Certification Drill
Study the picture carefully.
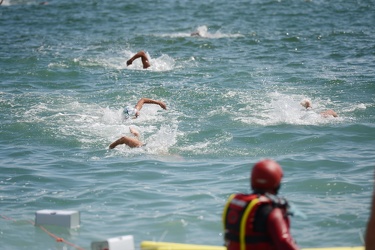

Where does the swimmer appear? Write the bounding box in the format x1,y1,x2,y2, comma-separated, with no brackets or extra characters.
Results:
300,99,338,118
190,26,208,37
109,127,143,149
126,51,150,69
124,98,167,119
300,99,312,109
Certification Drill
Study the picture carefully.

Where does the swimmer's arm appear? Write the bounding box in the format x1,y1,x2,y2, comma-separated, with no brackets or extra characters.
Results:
129,127,140,138
109,136,142,149
127,51,150,69
320,109,338,118
135,98,167,111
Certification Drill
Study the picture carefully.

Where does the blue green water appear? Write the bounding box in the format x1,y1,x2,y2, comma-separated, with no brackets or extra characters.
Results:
1,0,375,249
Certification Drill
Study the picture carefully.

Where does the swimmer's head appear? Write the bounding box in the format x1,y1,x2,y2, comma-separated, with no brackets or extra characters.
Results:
124,106,139,118
300,99,312,109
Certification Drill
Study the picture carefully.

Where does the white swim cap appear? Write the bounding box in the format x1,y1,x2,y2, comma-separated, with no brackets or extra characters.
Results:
124,106,138,118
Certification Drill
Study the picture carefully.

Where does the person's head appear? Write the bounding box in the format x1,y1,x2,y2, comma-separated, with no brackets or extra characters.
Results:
300,99,312,109
251,159,283,195
124,106,139,119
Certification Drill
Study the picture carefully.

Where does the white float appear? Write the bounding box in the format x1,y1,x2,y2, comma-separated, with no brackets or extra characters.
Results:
35,209,80,228
91,235,134,250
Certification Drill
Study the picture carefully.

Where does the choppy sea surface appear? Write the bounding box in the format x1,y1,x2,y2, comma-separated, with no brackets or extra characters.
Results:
1,0,375,249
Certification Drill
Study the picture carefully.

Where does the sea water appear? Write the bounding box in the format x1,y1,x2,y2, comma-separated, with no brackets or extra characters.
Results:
1,0,375,249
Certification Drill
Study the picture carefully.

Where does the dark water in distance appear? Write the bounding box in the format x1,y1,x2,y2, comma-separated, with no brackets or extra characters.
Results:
1,0,375,249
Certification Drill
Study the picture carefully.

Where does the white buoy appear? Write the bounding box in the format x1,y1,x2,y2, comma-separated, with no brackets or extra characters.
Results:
91,235,135,250
35,210,80,228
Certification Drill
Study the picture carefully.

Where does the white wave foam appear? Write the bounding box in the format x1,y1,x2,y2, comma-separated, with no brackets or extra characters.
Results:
157,25,244,39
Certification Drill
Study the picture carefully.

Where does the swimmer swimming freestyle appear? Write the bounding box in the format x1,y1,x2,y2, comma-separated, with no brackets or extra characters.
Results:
124,98,167,119
126,51,151,69
300,99,338,118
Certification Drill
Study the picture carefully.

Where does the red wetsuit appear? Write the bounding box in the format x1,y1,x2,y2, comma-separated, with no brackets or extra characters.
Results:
223,193,299,250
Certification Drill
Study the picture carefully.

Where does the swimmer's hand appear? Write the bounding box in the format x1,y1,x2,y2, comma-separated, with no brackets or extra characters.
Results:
159,102,167,110
129,127,140,138
126,59,133,66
